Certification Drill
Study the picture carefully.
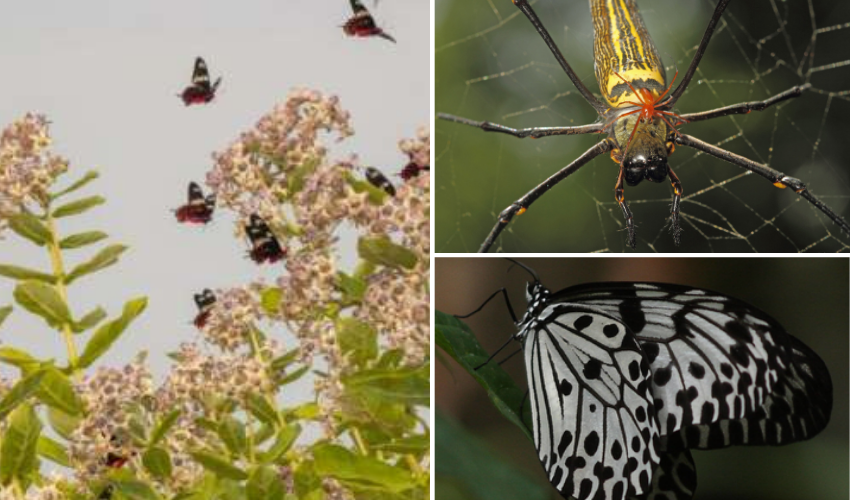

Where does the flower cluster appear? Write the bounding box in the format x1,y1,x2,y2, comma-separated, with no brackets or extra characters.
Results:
0,114,68,233
200,285,262,351
68,358,153,483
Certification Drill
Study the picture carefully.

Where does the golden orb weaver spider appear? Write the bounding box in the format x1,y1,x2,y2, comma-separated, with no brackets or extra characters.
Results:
438,0,850,252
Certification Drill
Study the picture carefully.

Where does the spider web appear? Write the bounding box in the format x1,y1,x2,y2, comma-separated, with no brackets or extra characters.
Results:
436,0,850,252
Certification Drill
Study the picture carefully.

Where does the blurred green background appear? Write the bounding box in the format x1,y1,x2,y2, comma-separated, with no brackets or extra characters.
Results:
435,0,850,252
435,258,848,500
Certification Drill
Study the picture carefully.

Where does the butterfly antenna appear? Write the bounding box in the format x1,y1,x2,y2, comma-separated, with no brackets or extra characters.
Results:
496,347,523,366
454,287,518,323
505,258,540,283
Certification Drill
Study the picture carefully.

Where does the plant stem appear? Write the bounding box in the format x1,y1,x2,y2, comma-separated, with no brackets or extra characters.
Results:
45,210,79,369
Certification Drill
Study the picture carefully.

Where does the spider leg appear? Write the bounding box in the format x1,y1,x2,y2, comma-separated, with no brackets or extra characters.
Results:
479,140,612,253
513,0,608,115
676,84,810,124
614,162,637,249
438,113,604,138
676,133,850,235
666,0,732,107
667,166,684,245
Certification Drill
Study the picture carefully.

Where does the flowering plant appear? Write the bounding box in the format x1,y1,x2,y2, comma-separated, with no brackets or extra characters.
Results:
0,90,430,499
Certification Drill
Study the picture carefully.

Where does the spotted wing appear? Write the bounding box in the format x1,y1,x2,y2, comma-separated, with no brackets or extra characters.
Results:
556,282,832,451
191,57,211,89
524,305,660,500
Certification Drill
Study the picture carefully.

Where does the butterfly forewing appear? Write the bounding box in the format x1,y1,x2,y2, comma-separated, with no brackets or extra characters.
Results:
523,301,660,500
192,57,211,89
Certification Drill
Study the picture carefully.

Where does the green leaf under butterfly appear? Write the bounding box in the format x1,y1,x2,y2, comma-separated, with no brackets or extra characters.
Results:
77,297,147,368
59,230,108,250
357,236,417,270
13,280,72,329
435,310,531,441
313,443,415,494
51,170,99,199
51,195,105,218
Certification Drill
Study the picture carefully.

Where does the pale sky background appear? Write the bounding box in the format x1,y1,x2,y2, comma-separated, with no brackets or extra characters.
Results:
0,0,429,383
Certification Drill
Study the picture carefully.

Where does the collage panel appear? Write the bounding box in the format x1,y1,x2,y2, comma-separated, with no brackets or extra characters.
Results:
436,0,850,253
435,257,848,499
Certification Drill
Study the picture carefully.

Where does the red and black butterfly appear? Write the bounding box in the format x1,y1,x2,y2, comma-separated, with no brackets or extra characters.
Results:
343,0,395,43
193,288,216,329
175,182,216,224
179,57,222,106
399,161,429,181
246,214,286,264
365,167,396,196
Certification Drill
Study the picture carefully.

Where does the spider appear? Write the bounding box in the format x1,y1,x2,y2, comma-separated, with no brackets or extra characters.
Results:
438,0,850,252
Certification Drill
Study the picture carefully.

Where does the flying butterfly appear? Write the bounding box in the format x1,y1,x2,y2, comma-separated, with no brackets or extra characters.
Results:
365,166,396,196
343,0,395,43
456,260,832,500
193,288,216,329
179,57,222,106
175,181,216,224
245,214,286,264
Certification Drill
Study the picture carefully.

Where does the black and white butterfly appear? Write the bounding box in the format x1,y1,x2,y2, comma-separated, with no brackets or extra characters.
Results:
174,181,215,224
343,0,396,43
193,288,216,329
365,167,396,196
462,260,832,500
245,214,286,264
179,57,221,106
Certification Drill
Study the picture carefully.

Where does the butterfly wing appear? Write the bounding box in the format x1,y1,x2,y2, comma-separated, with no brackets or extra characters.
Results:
187,181,204,203
556,283,832,450
524,305,660,500
192,57,211,90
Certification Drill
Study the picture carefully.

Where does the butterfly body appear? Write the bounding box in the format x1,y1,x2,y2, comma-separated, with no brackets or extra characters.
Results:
179,57,221,106
506,271,831,500
344,0,395,43
245,214,286,264
175,182,215,224
400,161,429,181
193,288,216,329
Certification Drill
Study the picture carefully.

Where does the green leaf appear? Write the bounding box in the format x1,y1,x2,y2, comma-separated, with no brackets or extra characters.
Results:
436,411,547,500
52,195,105,218
357,236,417,270
336,317,378,367
246,394,279,426
72,306,107,333
286,157,320,196
7,212,51,246
59,230,108,250
218,416,248,457
77,297,147,368
0,264,56,283
336,272,367,305
278,365,310,386
0,347,39,370
0,370,46,420
46,407,80,440
0,306,11,329
66,244,127,284
270,348,301,373
372,434,429,455
313,444,415,493
261,287,283,316
36,367,84,416
142,446,173,479
291,402,319,420
13,280,71,328
436,311,531,441
37,435,70,467
0,403,42,483
247,465,286,500
259,425,301,464
52,170,99,199
149,409,181,446
190,450,249,480
343,364,429,407
112,478,162,500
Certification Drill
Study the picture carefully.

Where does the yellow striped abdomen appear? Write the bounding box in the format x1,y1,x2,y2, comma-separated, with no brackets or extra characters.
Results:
591,0,666,108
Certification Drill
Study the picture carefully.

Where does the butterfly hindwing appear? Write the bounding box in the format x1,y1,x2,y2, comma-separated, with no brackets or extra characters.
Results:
524,305,660,500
